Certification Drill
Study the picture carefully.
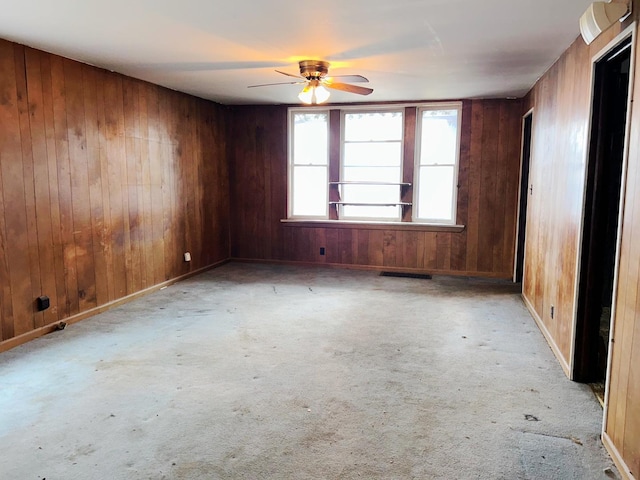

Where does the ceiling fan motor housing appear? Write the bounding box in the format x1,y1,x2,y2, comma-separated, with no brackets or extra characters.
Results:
299,60,330,79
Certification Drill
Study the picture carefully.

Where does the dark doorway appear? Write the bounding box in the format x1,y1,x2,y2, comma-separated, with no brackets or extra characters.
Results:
515,112,533,284
574,37,632,386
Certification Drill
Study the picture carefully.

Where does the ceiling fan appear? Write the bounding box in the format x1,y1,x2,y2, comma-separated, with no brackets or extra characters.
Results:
248,60,373,104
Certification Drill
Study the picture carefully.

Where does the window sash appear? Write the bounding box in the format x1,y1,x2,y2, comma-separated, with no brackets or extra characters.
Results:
340,109,404,222
413,104,462,224
288,110,329,219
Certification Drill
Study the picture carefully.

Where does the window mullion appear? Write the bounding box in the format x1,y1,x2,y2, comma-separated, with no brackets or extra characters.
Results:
403,106,417,222
329,110,341,220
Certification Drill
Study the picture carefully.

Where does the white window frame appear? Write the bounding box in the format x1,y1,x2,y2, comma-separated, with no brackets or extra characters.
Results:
339,107,405,222
413,102,463,225
287,108,330,220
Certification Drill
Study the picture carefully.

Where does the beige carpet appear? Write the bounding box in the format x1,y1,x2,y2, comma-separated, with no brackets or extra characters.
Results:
0,263,618,479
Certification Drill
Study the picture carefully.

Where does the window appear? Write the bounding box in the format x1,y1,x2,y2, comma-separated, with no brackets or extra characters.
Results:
288,103,462,225
415,106,462,223
341,110,404,220
289,112,329,218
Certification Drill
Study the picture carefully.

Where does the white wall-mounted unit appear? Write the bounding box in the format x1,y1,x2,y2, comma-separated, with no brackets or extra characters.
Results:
580,2,630,45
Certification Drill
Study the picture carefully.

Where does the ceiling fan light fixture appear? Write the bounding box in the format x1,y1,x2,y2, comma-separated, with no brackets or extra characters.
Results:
250,59,370,102
298,82,330,105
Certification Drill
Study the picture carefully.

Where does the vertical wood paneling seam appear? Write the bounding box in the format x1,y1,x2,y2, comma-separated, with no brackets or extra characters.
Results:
0,64,15,336
81,65,102,307
39,52,65,322
54,57,80,315
25,48,54,326
66,59,96,310
20,47,43,328
123,78,134,289
14,45,38,333
96,69,115,302
0,161,14,338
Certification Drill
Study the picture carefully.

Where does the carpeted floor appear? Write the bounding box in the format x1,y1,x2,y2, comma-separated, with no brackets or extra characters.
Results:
0,263,619,479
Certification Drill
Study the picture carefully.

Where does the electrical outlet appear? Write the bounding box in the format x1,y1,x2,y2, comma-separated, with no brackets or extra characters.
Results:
320,247,325,256
184,252,191,262
37,296,50,311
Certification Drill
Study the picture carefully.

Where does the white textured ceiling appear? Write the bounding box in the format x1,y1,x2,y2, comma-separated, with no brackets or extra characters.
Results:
0,0,593,105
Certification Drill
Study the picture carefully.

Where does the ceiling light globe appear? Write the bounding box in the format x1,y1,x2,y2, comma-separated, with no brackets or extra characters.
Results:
298,86,314,104
314,85,330,104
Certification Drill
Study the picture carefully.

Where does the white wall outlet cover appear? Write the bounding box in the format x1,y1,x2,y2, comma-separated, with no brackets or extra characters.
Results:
184,252,191,262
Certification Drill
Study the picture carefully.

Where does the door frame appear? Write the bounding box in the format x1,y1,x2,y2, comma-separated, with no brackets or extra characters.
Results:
600,23,636,435
569,22,635,408
513,108,534,283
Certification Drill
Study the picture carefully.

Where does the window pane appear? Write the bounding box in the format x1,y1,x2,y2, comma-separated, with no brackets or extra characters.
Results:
420,109,458,166
343,205,399,219
292,166,327,216
344,142,402,167
343,166,401,183
345,112,403,141
417,166,455,221
342,184,398,203
293,113,328,165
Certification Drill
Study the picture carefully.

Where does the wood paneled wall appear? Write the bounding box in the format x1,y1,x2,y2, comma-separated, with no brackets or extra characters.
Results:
523,8,640,477
605,6,640,477
0,39,230,347
522,36,592,372
228,100,523,278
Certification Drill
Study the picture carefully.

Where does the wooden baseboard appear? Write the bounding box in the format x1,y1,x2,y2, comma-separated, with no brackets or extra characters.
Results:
522,293,572,378
231,257,514,280
0,259,229,354
603,431,636,480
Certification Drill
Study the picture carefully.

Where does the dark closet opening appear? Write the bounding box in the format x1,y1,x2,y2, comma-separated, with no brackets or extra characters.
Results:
574,37,631,389
515,112,532,285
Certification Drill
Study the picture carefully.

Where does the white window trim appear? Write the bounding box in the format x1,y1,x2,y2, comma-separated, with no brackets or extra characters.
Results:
413,102,463,225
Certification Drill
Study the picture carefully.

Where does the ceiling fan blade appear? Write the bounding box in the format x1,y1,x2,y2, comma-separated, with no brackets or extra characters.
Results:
275,70,302,79
324,82,374,95
247,81,305,88
326,74,369,83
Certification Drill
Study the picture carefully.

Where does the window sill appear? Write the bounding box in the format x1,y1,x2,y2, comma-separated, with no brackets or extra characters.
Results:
280,219,465,232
